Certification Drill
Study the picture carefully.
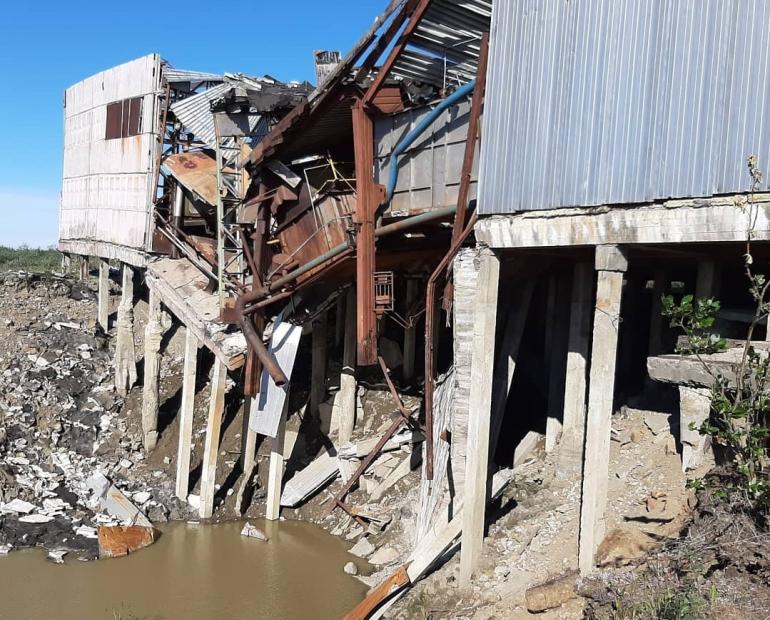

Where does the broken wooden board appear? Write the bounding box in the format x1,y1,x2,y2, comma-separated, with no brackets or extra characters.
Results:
250,317,303,438
280,450,339,507
98,525,155,558
338,430,423,460
146,258,246,370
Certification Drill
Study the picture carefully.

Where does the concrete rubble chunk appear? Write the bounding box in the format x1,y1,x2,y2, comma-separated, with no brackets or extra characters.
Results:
525,571,579,613
348,537,375,558
0,499,36,514
86,471,152,528
368,546,399,565
19,514,55,523
240,522,269,541
47,549,68,564
344,561,358,575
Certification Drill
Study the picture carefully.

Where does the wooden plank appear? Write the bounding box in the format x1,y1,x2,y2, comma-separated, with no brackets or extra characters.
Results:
266,400,288,520
460,248,500,586
280,450,339,508
250,317,302,438
175,328,198,500
403,279,418,382
578,245,627,574
336,288,358,445
98,259,110,331
199,358,227,519
235,396,260,514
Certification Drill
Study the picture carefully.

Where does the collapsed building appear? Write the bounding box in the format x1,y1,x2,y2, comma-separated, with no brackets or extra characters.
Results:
58,0,770,616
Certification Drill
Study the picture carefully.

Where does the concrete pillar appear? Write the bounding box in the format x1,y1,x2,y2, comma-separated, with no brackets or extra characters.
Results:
311,311,328,421
79,256,89,282
578,245,628,574
545,273,570,453
114,264,137,396
200,358,228,519
335,288,357,445
175,328,198,500
559,262,593,470
679,386,713,473
459,248,500,586
266,399,289,521
235,395,260,514
141,287,165,452
695,260,719,299
403,278,419,383
648,269,667,356
97,259,110,331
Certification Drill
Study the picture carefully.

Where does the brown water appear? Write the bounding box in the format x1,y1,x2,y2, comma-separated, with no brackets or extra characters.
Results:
0,520,368,620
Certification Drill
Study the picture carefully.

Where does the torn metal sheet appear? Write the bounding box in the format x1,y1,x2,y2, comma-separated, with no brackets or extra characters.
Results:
162,152,219,206
250,316,303,438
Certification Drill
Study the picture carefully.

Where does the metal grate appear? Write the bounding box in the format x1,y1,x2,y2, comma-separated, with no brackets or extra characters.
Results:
374,271,394,315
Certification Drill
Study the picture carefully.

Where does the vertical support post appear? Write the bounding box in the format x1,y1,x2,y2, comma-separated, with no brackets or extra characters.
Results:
337,288,358,445
459,248,500,586
695,260,718,299
578,245,628,574
403,278,418,383
311,311,328,420
648,269,667,356
114,264,137,396
235,395,260,514
334,294,345,348
545,273,570,452
266,399,289,521
141,287,164,452
79,255,89,282
175,328,198,500
352,100,378,366
200,358,228,519
97,259,110,331
559,262,593,470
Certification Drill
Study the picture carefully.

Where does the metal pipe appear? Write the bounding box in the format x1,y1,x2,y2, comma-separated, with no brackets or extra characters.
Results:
385,80,476,204
423,210,478,480
237,205,458,384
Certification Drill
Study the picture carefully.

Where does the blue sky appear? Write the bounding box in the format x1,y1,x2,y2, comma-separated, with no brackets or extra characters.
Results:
0,0,386,247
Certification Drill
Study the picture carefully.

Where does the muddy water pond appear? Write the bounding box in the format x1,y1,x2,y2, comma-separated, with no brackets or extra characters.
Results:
0,520,368,620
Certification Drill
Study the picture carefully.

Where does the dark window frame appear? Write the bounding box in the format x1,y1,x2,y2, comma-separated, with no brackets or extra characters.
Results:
104,96,143,140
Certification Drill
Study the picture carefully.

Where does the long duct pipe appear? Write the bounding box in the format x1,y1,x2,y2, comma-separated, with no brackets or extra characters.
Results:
384,79,476,204
237,204,458,386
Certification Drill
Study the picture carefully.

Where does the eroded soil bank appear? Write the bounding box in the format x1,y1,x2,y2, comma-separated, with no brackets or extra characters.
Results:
0,519,368,620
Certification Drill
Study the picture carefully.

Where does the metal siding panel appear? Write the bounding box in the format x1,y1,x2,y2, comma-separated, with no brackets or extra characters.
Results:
478,0,770,214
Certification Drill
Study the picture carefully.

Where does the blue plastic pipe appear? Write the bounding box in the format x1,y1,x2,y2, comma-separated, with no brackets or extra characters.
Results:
385,79,477,204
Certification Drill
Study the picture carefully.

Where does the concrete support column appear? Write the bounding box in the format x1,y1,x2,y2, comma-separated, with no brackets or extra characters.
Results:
141,287,166,452
648,269,668,356
578,244,628,574
114,264,137,396
79,256,89,282
311,311,328,422
545,273,570,452
679,386,713,473
200,358,228,519
559,262,593,470
336,288,357,445
175,328,198,500
266,399,289,521
97,259,110,331
459,247,500,586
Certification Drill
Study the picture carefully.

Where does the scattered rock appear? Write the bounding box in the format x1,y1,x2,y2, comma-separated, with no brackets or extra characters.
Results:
368,546,399,565
344,561,358,575
240,522,269,541
348,537,375,558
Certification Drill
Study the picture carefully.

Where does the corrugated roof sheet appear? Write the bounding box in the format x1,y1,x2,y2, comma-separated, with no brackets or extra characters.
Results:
162,66,224,84
392,0,492,87
478,0,770,215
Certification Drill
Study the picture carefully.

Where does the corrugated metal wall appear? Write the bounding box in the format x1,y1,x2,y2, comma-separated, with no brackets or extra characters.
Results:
60,54,161,250
478,0,770,214
375,100,478,214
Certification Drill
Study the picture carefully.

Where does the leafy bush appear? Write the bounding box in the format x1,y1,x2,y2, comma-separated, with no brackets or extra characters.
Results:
0,245,69,273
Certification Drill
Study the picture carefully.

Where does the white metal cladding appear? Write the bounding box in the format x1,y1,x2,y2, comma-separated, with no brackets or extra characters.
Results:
60,54,162,250
478,0,770,215
374,99,478,214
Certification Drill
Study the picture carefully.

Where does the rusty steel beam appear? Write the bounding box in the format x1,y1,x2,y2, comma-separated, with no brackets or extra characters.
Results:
362,0,434,107
355,0,415,81
442,32,490,313
352,100,379,366
423,211,478,480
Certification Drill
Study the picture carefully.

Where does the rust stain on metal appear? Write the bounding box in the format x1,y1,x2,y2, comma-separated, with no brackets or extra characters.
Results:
98,525,156,558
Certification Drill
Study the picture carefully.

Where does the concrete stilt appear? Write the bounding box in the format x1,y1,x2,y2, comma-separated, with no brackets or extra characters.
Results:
459,248,500,587
545,274,570,452
311,311,328,419
175,328,198,500
695,260,719,299
559,262,593,469
578,245,628,574
97,259,110,331
235,395,260,514
336,288,357,445
141,287,165,452
114,265,137,396
200,358,227,519
266,399,289,521
403,278,419,383
648,269,668,356
79,255,89,282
